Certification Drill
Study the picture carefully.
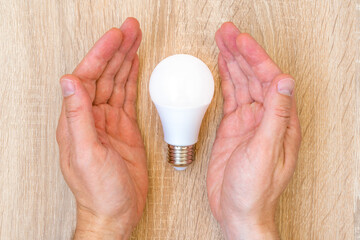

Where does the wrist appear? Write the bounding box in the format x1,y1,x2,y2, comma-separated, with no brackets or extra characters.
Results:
74,205,133,240
221,215,279,240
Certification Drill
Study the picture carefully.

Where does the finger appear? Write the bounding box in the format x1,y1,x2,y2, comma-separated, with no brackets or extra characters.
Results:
123,54,140,119
56,104,69,147
286,96,302,149
93,40,126,105
92,106,106,132
108,18,142,108
73,28,123,101
229,36,264,103
60,74,99,151
56,103,70,171
218,53,237,115
236,33,282,95
283,95,301,173
215,22,253,105
273,95,301,186
251,74,295,153
215,22,240,61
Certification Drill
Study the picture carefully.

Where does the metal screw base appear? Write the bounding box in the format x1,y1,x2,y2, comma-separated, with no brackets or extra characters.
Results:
168,144,195,168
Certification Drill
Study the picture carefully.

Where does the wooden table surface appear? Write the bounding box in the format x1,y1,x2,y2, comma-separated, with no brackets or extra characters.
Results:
0,0,359,239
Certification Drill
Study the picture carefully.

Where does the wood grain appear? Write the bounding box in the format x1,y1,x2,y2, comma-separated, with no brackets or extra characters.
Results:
0,0,358,239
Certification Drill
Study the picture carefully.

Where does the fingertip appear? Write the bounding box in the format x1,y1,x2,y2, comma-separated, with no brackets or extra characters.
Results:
119,18,142,52
215,29,236,61
277,78,295,97
60,74,82,89
264,74,294,104
121,17,141,32
216,22,239,45
126,17,140,26
60,74,92,104
102,27,123,52
107,27,123,38
218,22,241,54
236,33,255,48
60,74,79,98
220,22,240,35
271,74,295,93
236,32,253,42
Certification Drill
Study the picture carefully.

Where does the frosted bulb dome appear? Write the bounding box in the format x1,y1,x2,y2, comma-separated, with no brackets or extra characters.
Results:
149,54,214,108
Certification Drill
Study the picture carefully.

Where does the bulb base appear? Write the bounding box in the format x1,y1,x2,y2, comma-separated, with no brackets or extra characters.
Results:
168,144,195,168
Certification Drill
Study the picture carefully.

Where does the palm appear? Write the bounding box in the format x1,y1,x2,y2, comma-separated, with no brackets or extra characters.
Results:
93,105,144,158
90,103,147,219
207,23,285,222
208,90,266,222
57,18,147,225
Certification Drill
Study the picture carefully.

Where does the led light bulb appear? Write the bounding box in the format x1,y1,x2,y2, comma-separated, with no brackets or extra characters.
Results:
149,54,214,170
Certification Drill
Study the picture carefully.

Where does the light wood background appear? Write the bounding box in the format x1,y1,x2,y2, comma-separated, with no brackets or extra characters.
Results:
0,0,358,239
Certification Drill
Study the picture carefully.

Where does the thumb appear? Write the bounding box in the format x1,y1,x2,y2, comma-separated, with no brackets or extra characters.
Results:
60,74,98,148
254,74,295,147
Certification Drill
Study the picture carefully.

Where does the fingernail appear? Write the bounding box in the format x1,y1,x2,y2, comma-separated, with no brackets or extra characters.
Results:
277,78,295,96
60,79,75,97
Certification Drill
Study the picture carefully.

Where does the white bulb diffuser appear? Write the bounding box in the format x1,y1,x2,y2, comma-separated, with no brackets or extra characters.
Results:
149,54,214,170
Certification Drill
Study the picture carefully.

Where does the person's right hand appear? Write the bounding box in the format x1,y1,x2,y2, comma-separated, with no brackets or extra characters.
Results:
207,23,301,239
56,18,147,239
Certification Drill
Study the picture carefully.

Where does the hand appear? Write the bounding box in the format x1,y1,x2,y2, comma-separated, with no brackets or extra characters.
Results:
56,18,147,239
207,23,301,239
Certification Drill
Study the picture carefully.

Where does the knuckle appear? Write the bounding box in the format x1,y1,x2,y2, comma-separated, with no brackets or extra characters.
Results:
273,104,291,119
65,105,84,120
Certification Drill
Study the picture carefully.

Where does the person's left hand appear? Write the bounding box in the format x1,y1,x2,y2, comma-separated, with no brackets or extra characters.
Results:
56,18,147,239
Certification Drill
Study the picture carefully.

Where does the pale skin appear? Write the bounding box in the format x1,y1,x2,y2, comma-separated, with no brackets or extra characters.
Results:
207,22,301,239
56,19,301,239
56,18,147,239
